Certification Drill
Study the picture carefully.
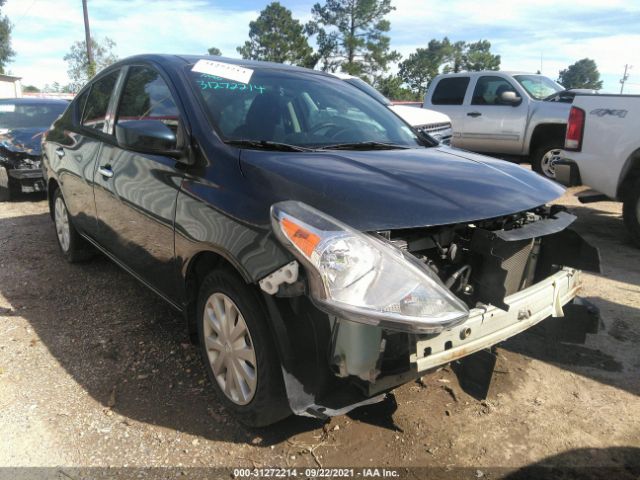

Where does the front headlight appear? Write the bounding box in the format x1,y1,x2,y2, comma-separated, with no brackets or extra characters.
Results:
271,201,469,333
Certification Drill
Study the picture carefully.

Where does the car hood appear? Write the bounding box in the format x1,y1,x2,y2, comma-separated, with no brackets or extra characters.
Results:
239,146,564,231
389,104,451,126
0,127,44,156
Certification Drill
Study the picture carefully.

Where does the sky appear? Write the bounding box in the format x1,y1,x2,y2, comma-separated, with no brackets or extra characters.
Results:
4,0,640,94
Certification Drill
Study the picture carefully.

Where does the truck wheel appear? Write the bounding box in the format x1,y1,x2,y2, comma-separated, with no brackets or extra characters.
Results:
0,166,11,201
623,177,640,248
532,143,564,179
52,188,94,262
197,268,291,427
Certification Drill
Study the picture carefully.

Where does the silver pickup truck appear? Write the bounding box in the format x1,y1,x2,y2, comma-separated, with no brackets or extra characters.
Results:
424,71,573,179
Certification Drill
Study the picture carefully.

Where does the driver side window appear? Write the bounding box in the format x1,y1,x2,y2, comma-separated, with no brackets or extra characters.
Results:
472,76,517,106
116,66,180,132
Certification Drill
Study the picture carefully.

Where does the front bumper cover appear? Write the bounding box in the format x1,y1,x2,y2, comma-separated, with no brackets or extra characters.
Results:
413,267,581,372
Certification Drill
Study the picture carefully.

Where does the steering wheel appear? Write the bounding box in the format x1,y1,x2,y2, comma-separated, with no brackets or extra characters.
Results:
308,122,342,136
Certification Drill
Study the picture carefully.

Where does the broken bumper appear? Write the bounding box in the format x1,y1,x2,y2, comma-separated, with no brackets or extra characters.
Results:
413,267,581,372
8,168,45,192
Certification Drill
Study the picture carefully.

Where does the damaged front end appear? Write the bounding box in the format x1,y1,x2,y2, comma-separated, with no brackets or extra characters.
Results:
260,201,600,419
0,131,46,195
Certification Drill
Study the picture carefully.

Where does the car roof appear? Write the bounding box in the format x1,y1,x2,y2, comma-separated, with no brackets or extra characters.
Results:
0,97,69,105
434,70,536,78
107,53,338,80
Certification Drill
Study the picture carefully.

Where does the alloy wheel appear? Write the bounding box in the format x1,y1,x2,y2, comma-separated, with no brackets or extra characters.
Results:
54,196,71,252
203,292,257,405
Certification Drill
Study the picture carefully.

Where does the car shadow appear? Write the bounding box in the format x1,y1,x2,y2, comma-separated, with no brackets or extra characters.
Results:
503,446,640,480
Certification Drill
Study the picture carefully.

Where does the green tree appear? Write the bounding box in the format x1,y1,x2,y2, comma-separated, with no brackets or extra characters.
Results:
461,40,500,72
400,38,501,96
398,39,450,96
22,85,40,93
237,2,314,67
558,58,603,90
63,37,118,92
0,0,14,74
207,47,222,56
309,0,401,81
375,75,418,101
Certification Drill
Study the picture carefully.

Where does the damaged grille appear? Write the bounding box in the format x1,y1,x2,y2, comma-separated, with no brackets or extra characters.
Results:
380,208,576,311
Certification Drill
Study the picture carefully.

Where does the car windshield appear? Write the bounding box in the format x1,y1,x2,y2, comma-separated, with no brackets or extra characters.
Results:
0,102,67,130
189,66,422,149
513,75,564,100
344,77,392,106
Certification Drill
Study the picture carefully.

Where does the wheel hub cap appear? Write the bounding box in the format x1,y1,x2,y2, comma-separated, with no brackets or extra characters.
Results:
541,148,563,178
54,197,71,252
203,292,257,405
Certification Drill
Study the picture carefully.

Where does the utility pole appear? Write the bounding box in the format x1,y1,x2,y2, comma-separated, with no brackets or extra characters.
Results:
620,64,631,94
82,0,95,78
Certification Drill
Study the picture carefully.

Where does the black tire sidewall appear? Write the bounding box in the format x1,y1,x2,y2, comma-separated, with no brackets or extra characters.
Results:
623,178,640,247
52,188,92,262
196,268,290,427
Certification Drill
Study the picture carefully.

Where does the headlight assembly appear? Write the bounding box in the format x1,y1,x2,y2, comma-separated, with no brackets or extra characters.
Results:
271,201,469,333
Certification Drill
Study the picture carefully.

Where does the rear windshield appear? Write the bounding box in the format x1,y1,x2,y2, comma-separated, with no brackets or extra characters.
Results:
0,102,67,130
189,66,422,149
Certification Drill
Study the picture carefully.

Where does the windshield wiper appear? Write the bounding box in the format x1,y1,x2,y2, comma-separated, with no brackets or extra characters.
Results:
225,139,313,152
316,141,411,151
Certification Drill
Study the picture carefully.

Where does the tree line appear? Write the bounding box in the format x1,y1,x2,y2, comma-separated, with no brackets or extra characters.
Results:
0,0,605,97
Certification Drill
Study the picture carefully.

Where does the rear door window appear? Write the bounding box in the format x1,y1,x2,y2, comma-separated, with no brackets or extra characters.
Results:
432,77,470,105
116,66,180,132
82,70,120,133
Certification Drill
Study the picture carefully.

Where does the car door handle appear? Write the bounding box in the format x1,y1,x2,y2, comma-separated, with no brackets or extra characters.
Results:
55,147,65,158
467,112,482,118
98,166,114,179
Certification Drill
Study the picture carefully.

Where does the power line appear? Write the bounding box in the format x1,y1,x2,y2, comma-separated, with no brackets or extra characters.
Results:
620,64,632,94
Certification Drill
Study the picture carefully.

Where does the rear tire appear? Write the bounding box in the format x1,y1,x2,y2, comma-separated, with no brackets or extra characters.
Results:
623,177,640,248
52,188,94,262
532,142,564,179
197,268,291,427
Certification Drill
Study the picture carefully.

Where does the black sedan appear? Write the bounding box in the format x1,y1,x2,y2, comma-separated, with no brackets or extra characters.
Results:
42,55,597,426
0,97,68,200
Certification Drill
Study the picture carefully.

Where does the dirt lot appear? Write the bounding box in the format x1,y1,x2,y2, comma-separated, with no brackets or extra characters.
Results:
0,181,639,476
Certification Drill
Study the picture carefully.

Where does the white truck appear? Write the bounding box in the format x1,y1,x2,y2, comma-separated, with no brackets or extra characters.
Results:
556,95,640,247
332,73,453,145
424,71,573,179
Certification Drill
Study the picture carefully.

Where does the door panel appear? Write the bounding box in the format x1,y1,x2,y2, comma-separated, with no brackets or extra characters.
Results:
93,145,184,298
92,65,185,300
461,75,528,154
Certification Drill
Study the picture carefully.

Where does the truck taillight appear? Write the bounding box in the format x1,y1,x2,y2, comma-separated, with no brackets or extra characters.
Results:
565,107,585,151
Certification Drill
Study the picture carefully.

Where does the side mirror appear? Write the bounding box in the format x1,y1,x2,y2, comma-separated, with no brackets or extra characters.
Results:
500,91,522,106
115,120,181,157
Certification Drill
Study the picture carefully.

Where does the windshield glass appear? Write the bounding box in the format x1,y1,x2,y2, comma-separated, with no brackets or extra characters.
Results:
513,75,564,100
344,77,392,106
0,102,67,130
190,66,422,149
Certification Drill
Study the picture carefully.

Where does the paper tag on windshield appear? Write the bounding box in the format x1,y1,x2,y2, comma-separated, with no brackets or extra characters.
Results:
192,60,254,84
0,104,16,112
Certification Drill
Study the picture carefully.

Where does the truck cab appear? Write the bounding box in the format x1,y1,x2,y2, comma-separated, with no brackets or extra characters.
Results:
424,71,571,178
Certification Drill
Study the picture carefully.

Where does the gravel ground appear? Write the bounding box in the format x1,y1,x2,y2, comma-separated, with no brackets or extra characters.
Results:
0,180,639,475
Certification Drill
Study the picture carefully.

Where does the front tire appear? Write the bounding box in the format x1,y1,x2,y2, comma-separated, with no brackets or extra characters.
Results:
52,188,93,262
623,177,640,247
532,142,564,179
197,268,290,427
